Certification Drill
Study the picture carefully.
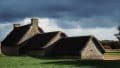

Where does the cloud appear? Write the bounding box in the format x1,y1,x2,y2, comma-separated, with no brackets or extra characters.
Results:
55,15,119,28
0,18,118,41
0,0,119,41
0,18,63,41
0,0,119,28
38,18,63,32
66,27,118,40
0,23,12,41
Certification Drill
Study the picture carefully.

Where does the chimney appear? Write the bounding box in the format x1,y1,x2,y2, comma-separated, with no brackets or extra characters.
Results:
31,18,39,26
13,24,21,28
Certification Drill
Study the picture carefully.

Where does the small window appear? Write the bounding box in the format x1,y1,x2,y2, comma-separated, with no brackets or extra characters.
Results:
90,49,93,51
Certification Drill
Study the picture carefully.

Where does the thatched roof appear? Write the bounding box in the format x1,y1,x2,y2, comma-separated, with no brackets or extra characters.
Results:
0,41,1,54
2,24,44,46
51,36,105,55
21,31,67,50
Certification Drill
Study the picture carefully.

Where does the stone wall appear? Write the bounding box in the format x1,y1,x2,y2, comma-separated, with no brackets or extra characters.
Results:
81,40,104,60
1,46,19,55
27,50,45,57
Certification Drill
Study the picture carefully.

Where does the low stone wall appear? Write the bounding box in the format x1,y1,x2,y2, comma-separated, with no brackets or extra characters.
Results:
81,55,104,60
27,50,45,57
1,46,19,55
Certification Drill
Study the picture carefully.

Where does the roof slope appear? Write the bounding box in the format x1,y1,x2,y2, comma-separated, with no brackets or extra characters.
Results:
2,24,44,46
51,36,105,55
21,31,67,50
56,36,90,50
92,37,105,53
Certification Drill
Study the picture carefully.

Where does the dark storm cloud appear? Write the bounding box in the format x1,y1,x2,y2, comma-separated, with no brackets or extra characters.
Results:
0,0,120,27
0,0,73,22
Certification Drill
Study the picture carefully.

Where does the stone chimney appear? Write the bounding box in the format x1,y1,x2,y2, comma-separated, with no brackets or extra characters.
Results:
31,18,39,26
13,24,21,28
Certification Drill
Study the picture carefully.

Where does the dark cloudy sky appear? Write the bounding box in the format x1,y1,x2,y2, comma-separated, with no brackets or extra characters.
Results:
0,0,120,41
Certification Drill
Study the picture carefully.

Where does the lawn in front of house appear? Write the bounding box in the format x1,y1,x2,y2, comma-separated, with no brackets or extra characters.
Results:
104,52,120,56
0,54,120,68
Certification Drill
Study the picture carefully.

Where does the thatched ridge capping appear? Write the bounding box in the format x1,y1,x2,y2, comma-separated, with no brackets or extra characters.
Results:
13,24,21,28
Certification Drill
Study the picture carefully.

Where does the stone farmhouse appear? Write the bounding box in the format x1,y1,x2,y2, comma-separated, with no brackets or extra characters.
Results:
1,18,105,60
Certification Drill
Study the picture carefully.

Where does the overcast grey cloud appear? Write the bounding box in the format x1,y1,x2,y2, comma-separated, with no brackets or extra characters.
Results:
0,0,120,41
0,0,120,28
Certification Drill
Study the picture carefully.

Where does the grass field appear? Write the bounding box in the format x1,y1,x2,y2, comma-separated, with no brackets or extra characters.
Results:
104,52,120,56
0,54,120,68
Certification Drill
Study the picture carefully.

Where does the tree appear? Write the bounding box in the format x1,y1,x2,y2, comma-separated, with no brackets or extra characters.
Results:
115,26,120,41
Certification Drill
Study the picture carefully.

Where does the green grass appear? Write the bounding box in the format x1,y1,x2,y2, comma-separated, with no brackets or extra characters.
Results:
0,54,120,68
104,52,120,56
